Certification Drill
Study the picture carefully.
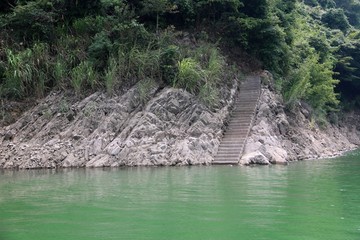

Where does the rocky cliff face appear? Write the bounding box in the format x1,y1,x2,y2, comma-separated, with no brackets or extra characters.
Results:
0,82,236,169
241,72,360,165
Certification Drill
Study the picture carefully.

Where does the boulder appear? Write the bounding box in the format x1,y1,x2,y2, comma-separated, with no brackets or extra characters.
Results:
240,151,270,165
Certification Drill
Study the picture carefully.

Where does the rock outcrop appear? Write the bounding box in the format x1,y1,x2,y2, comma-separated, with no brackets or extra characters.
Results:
241,72,360,165
1,71,359,169
0,82,235,169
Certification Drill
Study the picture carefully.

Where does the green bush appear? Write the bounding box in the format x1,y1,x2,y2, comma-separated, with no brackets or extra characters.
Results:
2,1,58,44
175,58,203,93
88,31,112,71
284,54,339,113
322,8,351,33
160,45,180,84
283,57,312,109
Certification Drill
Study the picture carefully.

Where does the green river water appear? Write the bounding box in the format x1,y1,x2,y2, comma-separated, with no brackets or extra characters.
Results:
0,151,359,240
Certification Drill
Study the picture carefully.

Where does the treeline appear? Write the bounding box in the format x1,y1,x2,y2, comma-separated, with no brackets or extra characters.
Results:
1,0,360,120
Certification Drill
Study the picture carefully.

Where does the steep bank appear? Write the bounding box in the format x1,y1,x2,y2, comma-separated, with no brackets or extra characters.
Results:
0,81,237,169
241,72,360,165
0,73,359,169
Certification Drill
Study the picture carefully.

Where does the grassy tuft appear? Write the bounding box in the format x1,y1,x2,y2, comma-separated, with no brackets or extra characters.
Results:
70,61,98,95
175,58,202,93
138,78,157,105
104,57,118,95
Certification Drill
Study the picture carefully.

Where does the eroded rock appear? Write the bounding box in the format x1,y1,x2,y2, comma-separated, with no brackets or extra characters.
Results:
0,82,234,169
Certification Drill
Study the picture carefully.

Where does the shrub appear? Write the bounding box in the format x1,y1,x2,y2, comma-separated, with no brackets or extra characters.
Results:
88,31,112,71
175,58,203,93
322,8,351,33
283,57,312,109
284,54,339,113
2,1,58,44
160,44,180,84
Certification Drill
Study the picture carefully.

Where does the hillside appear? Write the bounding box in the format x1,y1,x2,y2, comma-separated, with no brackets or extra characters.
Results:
1,1,360,124
1,0,360,168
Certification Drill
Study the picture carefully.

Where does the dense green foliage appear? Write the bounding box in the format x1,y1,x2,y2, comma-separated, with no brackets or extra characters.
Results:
1,0,360,118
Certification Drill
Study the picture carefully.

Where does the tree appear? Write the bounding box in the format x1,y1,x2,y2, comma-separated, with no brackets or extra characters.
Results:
141,0,173,33
322,8,351,33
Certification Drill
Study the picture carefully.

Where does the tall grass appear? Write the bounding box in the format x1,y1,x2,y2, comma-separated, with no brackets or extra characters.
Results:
52,58,67,90
138,78,157,105
3,43,51,98
104,57,118,95
127,45,161,81
173,45,226,107
199,83,219,108
70,61,98,95
3,49,31,98
175,58,202,93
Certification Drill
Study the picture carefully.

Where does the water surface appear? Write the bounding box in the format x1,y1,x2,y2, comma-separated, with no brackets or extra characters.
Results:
1,151,360,239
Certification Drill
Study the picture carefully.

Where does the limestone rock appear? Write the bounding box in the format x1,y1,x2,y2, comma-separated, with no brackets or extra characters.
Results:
243,74,359,165
240,151,270,165
0,83,231,169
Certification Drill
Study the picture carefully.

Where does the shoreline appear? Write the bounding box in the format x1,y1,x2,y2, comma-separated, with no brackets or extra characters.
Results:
1,73,359,169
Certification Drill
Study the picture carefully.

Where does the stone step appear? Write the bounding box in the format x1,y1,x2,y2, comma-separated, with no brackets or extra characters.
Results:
225,124,249,130
216,151,242,155
221,139,245,143
231,112,254,116
216,150,243,155
220,139,246,144
214,154,240,159
239,94,258,96
227,121,251,125
225,125,250,129
212,160,239,165
233,109,255,112
226,121,250,126
233,108,256,112
224,130,249,134
236,98,259,102
226,118,250,123
218,143,244,147
228,116,253,121
223,130,249,134
217,146,243,151
222,138,247,142
214,155,240,159
223,134,248,138
213,75,261,165
221,138,247,142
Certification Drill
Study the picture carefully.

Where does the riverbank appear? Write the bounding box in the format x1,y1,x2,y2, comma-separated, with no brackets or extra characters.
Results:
0,79,236,168
241,72,360,165
0,72,359,169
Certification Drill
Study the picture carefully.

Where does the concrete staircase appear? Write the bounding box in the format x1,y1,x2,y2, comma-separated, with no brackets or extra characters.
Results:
213,75,261,165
